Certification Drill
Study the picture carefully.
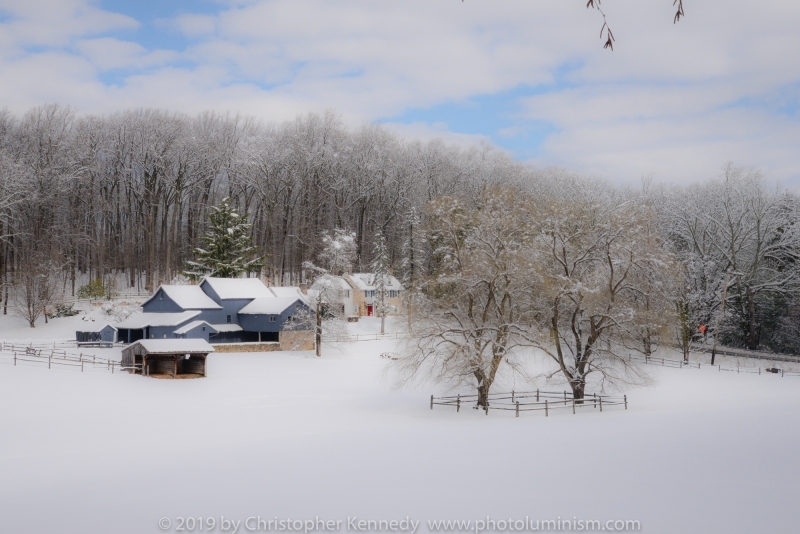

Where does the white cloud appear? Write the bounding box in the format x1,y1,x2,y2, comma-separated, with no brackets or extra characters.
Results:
0,0,797,186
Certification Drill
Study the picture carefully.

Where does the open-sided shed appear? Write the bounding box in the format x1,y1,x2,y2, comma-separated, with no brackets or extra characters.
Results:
121,339,214,379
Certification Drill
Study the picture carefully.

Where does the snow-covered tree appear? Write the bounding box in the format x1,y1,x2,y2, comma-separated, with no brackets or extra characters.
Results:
526,180,669,400
370,229,392,335
318,228,357,276
397,189,534,408
400,206,426,330
184,197,263,279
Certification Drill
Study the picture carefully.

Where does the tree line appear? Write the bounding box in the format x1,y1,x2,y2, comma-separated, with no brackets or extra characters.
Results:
0,105,797,361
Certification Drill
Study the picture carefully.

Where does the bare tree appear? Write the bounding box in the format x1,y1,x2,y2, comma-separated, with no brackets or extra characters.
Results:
397,188,534,408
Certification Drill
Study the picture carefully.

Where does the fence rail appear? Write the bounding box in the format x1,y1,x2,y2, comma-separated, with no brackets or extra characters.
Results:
0,344,121,374
431,389,627,417
626,352,800,377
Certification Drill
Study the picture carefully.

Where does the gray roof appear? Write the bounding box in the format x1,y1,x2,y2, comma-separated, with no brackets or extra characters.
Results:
142,285,222,310
115,311,201,329
238,297,304,315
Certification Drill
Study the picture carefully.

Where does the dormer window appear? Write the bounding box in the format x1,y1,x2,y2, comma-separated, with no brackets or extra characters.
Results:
227,315,232,323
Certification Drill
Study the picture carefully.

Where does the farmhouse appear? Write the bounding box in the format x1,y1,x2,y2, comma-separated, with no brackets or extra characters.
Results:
121,339,214,378
106,277,314,349
346,273,403,317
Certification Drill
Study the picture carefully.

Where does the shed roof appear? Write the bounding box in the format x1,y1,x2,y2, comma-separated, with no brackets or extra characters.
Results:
201,277,274,299
173,320,218,335
76,322,117,333
209,323,243,332
132,339,215,354
142,285,222,310
116,311,201,329
238,297,304,315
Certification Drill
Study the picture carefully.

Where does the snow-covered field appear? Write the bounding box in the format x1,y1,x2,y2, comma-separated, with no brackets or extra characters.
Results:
2,310,800,534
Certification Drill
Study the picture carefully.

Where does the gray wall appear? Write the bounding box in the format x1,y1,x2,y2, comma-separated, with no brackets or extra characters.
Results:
142,288,185,313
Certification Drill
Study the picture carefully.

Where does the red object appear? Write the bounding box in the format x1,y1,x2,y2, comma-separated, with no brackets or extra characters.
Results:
699,324,707,334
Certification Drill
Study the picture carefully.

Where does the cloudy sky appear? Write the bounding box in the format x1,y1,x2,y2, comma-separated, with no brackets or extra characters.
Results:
0,0,798,187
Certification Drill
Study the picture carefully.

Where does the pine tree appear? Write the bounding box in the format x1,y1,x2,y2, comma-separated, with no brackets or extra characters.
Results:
370,229,392,334
184,197,263,279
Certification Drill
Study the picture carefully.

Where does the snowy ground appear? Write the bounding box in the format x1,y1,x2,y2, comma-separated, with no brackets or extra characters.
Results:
2,312,800,534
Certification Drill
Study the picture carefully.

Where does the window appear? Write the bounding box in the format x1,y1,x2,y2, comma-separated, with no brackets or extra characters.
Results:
365,290,375,298
344,289,350,298
202,327,206,332
388,290,399,298
227,315,232,323
287,316,295,322
270,316,276,322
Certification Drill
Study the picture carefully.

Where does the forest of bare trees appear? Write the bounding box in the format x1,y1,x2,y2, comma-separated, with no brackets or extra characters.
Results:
0,105,797,358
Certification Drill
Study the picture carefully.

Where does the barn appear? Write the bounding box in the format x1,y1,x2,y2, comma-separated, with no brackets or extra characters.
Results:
121,339,215,379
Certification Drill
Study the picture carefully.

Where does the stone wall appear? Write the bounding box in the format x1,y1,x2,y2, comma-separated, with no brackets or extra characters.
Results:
279,330,315,351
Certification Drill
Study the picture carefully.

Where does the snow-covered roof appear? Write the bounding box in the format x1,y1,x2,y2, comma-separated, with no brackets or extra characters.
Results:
201,277,274,300
116,311,201,329
346,273,404,291
76,322,117,333
310,275,351,291
268,286,305,299
209,323,243,332
133,339,215,354
238,297,304,315
174,321,218,335
142,285,222,310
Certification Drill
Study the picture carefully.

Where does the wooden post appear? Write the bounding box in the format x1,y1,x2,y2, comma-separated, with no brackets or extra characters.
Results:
516,401,519,418
572,398,575,414
593,393,597,409
545,400,548,417
173,356,177,378
14,352,16,366
112,361,114,374
511,390,515,403
599,396,603,412
430,395,434,410
485,404,488,415
456,395,460,412
536,389,539,402
563,391,567,405
624,395,628,410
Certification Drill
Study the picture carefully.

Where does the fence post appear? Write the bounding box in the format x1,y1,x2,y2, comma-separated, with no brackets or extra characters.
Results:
572,398,575,415
430,395,434,410
485,403,488,415
512,390,515,403
516,401,519,418
14,352,16,366
782,369,784,377
758,368,761,375
112,361,114,374
457,395,461,413
545,400,548,417
599,396,603,412
536,389,539,402
624,395,628,410
563,391,567,405
593,393,597,409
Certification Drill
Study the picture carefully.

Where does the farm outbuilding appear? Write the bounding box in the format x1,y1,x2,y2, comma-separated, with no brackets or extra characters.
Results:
75,324,117,346
121,339,215,379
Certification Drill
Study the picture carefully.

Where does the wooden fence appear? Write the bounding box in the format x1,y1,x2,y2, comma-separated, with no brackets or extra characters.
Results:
431,389,627,417
0,344,124,374
626,353,800,377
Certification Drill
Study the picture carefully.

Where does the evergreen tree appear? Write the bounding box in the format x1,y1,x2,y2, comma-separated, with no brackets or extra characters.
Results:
185,198,263,279
400,207,426,330
370,229,392,334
